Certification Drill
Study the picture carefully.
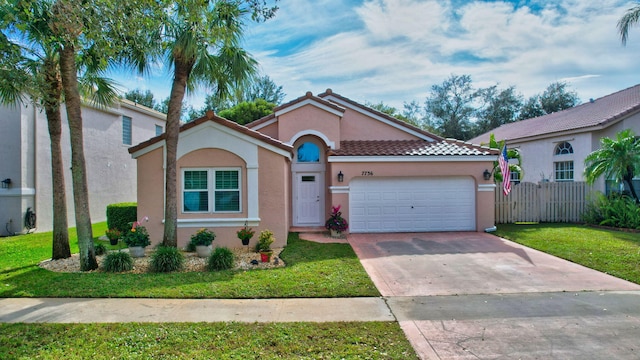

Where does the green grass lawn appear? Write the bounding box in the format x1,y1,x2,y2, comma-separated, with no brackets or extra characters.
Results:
0,322,417,359
495,223,640,284
0,223,379,298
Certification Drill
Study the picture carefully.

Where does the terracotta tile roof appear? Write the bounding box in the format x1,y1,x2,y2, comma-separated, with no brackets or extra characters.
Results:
128,111,292,155
470,84,640,144
330,139,497,157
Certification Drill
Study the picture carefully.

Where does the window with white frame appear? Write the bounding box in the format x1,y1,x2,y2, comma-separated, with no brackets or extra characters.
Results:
155,125,163,136
510,170,521,184
122,116,132,145
183,168,241,213
554,141,573,155
554,161,574,182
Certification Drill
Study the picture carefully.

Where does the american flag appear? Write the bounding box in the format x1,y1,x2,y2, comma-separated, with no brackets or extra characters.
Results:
499,145,511,196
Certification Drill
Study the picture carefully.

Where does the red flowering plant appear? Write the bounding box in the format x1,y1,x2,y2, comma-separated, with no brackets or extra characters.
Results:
325,205,349,233
237,222,255,242
122,216,150,247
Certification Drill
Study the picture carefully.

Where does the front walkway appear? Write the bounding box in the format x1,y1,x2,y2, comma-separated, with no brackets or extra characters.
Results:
0,297,393,323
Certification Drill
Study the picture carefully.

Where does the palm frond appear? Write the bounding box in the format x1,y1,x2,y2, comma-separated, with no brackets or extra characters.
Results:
618,4,640,45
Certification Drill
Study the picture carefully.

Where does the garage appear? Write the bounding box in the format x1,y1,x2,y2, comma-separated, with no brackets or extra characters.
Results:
349,177,476,233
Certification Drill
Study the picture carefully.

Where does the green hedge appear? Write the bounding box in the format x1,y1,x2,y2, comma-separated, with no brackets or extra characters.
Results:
106,202,137,232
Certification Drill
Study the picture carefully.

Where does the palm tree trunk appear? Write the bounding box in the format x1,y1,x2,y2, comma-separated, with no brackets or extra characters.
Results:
625,168,640,203
162,61,192,247
43,58,70,260
59,43,97,271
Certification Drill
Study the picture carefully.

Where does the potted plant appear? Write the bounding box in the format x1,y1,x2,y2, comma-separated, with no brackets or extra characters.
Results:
122,217,150,257
105,228,121,246
256,229,275,262
190,228,215,258
236,222,255,246
325,205,348,237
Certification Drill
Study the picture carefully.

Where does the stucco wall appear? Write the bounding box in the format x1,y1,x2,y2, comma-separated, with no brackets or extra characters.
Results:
34,102,165,232
277,105,341,146
340,107,418,141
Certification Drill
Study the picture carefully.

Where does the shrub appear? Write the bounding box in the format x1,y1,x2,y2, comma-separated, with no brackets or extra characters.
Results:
325,205,348,233
94,242,107,256
207,247,235,271
150,246,185,273
583,193,640,229
106,203,137,233
256,230,275,252
190,228,215,246
103,252,133,272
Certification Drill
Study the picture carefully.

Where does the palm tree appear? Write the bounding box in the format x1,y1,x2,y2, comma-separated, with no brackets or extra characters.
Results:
130,1,276,247
618,2,640,45
584,129,640,202
2,0,120,266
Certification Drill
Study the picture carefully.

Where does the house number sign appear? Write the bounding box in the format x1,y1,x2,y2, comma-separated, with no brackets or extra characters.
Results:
361,171,374,176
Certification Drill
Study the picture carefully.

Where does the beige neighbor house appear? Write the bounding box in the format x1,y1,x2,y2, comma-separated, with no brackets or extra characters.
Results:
129,90,499,249
470,84,640,194
0,98,166,236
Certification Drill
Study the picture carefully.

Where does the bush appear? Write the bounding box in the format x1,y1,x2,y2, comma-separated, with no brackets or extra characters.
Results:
583,193,640,229
94,242,107,256
207,247,235,271
150,246,185,273
106,203,137,233
103,252,133,272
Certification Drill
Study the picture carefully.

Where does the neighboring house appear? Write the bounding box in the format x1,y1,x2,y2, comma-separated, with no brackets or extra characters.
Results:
470,84,640,194
0,98,166,235
129,90,498,249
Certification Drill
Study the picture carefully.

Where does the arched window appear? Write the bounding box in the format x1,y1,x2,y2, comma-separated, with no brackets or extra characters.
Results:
554,141,573,155
297,142,320,162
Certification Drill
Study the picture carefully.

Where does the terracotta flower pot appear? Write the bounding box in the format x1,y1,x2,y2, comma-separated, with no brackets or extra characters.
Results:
260,251,272,263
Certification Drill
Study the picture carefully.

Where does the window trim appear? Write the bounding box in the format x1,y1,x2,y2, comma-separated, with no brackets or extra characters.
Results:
554,161,574,182
182,167,242,214
122,115,132,145
554,141,573,155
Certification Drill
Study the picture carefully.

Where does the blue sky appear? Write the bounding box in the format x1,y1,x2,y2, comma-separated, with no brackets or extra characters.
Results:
114,0,640,111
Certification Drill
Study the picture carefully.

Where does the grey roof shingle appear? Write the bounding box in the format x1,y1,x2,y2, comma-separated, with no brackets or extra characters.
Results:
331,140,497,157
469,84,640,144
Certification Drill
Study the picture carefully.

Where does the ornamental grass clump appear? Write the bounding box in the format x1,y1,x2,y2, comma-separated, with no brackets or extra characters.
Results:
150,246,185,273
207,247,235,271
94,242,107,256
102,252,133,272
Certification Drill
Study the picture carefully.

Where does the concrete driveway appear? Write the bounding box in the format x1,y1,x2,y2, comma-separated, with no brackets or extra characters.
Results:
349,232,640,359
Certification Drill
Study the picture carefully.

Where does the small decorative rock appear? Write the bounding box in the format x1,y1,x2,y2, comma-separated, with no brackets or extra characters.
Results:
250,259,259,266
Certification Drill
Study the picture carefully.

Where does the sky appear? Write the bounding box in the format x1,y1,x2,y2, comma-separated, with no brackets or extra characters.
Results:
114,0,640,112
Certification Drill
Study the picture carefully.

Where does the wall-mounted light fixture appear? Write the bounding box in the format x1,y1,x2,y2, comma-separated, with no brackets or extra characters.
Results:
337,171,344,183
483,169,491,181
1,178,11,189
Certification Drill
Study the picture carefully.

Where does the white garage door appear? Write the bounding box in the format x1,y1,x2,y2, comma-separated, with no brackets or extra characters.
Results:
349,177,476,233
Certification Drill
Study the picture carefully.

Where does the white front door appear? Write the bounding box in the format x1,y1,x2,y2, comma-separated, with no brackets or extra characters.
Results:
295,173,323,225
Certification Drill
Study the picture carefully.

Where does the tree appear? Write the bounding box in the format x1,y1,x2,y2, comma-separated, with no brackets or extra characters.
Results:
202,74,285,113
1,0,117,261
124,89,157,108
46,0,156,270
584,129,640,202
618,2,640,45
539,81,579,114
425,74,479,140
218,98,275,125
131,0,278,247
474,85,523,137
517,81,579,120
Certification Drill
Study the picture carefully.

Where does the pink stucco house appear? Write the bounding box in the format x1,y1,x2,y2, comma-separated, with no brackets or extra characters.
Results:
129,90,499,249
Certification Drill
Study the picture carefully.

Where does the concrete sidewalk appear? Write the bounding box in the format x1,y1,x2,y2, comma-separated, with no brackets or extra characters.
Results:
0,297,394,323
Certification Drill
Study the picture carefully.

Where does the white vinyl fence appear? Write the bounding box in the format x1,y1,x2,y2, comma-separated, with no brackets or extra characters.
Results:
495,182,594,223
